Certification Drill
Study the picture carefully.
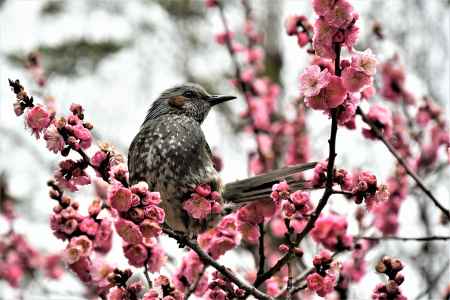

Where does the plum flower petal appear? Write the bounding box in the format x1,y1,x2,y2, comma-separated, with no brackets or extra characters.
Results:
299,65,331,97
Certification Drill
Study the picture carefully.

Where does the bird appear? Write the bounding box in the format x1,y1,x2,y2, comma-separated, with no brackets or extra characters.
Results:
128,83,315,235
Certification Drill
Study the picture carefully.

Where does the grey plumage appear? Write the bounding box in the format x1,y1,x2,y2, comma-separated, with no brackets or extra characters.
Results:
128,83,315,234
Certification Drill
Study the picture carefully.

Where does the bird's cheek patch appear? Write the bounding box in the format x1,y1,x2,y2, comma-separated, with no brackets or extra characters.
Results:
169,96,186,108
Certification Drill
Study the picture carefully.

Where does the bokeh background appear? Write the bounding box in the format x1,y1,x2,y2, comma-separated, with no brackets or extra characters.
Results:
0,0,449,299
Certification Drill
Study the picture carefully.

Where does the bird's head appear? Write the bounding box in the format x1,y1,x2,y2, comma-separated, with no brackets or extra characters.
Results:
143,83,236,124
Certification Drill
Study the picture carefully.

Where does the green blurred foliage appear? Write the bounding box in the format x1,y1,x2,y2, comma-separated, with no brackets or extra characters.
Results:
7,39,129,77
152,0,206,19
40,0,65,16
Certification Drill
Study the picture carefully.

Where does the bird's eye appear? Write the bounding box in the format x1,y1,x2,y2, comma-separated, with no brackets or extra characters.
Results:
183,91,195,98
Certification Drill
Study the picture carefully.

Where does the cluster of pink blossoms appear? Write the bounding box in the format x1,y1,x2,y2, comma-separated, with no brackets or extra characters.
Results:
0,232,64,288
182,184,222,220
299,48,377,112
198,214,240,259
0,174,64,289
312,161,389,208
236,199,275,243
108,173,166,271
380,56,415,104
338,240,370,291
270,181,314,234
312,0,359,58
372,165,408,235
285,15,313,50
296,0,380,134
306,250,338,297
373,256,406,300
311,213,352,251
362,104,394,139
414,98,450,170
48,184,113,283
206,271,245,300
173,251,208,297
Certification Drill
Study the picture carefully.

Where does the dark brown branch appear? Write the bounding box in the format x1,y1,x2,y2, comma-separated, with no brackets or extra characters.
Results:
355,235,450,242
143,263,152,288
331,189,354,197
256,223,266,279
356,107,450,219
162,227,274,300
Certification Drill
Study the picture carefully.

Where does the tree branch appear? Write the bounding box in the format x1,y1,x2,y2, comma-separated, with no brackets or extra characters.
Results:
162,227,274,300
356,106,450,219
256,222,266,279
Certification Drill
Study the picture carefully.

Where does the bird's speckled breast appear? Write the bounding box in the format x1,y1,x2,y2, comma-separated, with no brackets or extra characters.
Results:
128,114,219,232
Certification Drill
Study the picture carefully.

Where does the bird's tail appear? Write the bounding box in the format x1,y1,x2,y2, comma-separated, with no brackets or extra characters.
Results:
222,162,316,204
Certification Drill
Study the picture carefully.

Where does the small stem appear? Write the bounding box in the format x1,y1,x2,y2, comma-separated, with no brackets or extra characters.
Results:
356,107,450,219
256,223,266,279
286,260,293,299
143,263,152,288
331,189,354,197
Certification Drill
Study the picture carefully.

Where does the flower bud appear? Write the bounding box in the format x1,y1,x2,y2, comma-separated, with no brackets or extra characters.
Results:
61,195,72,207
375,261,387,273
278,244,289,253
53,205,62,213
83,122,93,130
385,280,398,294
394,273,404,285
390,258,403,271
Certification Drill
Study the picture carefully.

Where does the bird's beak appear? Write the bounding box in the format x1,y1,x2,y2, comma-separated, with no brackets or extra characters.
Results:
208,95,237,106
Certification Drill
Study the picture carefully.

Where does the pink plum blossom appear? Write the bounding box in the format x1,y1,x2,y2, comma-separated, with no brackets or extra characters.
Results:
306,75,347,110
124,243,147,267
115,218,143,244
299,65,331,97
323,0,354,28
26,105,51,138
306,272,337,297
108,185,133,212
311,214,352,250
362,104,393,139
352,49,378,75
182,196,211,219
44,124,65,153
342,66,372,92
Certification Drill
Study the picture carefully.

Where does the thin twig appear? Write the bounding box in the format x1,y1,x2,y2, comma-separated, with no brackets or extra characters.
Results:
414,260,450,300
355,235,450,242
143,263,152,288
356,106,450,219
286,260,293,300
162,227,274,300
256,222,266,279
